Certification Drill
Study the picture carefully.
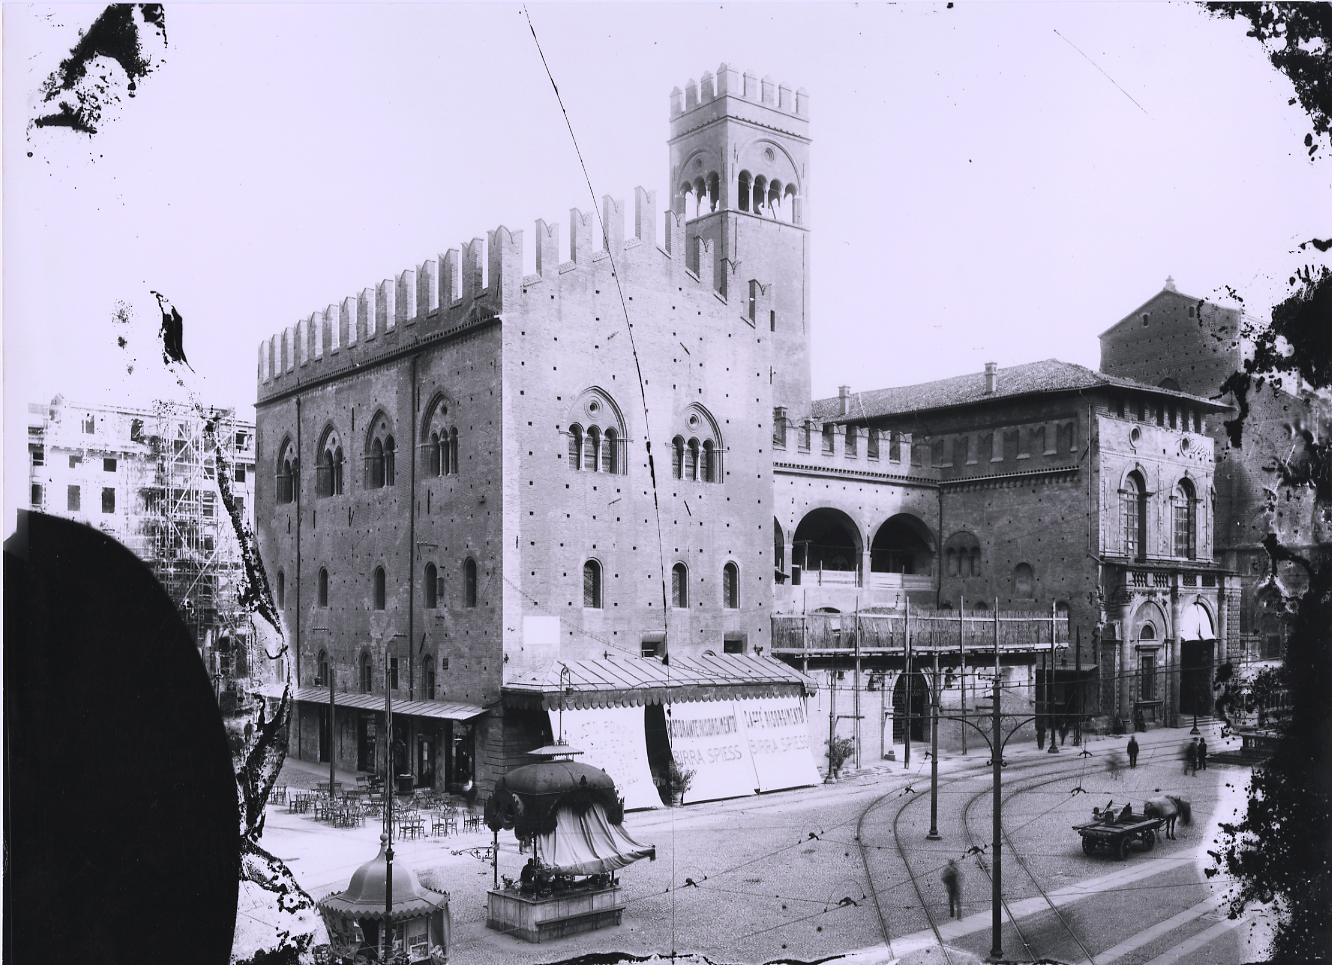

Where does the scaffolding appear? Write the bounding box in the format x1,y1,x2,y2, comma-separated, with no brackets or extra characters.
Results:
134,402,257,691
26,396,260,704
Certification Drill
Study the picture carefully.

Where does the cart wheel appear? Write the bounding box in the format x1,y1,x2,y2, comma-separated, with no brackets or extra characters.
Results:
1118,836,1132,860
1082,836,1096,856
1143,830,1156,851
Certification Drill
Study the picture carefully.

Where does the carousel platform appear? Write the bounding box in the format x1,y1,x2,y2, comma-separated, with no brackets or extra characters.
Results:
486,884,623,943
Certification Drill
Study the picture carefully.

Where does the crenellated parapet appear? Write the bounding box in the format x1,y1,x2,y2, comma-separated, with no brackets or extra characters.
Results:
257,187,732,399
670,62,808,125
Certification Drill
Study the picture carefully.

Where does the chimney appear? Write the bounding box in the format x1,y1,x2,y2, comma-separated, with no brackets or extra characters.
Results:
839,385,852,416
984,363,998,395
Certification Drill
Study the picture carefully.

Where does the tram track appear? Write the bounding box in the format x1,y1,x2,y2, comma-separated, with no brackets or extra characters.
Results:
855,754,1084,963
958,767,1101,964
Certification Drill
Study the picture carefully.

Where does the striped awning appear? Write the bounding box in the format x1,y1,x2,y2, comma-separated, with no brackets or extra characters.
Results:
255,684,486,721
503,652,817,710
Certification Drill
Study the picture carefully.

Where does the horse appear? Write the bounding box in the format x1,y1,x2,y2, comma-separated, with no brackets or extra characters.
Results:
1143,795,1192,839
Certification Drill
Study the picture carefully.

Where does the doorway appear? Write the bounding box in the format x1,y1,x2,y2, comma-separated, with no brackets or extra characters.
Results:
1180,639,1215,716
318,706,330,764
357,713,377,772
417,736,436,789
892,671,929,744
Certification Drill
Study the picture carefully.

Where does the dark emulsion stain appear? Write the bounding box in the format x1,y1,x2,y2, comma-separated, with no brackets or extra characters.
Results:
31,4,166,136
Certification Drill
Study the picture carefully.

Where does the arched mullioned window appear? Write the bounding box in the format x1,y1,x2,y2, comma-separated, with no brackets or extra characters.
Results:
583,560,602,609
1174,478,1197,559
737,171,752,213
359,652,373,694
464,558,477,607
277,439,297,505
424,562,438,608
318,567,329,607
365,412,395,489
373,566,386,610
567,390,627,474
422,395,458,478
316,427,344,497
671,563,688,608
317,649,329,686
723,562,739,609
1123,471,1147,560
675,406,723,484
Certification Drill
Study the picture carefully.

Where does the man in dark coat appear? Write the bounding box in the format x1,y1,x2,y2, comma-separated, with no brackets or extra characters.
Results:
1197,737,1208,771
1185,738,1198,775
1127,735,1139,769
941,859,962,918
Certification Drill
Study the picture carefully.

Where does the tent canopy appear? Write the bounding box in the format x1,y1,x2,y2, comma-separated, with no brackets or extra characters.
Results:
537,803,656,876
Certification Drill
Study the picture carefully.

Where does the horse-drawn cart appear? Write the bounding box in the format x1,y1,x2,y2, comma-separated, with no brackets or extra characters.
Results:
1073,815,1166,860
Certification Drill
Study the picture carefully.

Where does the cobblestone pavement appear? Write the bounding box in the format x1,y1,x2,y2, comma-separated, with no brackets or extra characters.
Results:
253,722,1263,965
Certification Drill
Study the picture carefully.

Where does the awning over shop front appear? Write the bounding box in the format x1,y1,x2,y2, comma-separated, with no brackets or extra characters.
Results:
256,684,486,721
503,652,817,711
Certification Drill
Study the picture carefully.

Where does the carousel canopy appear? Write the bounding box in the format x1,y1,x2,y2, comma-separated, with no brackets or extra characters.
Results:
318,834,449,923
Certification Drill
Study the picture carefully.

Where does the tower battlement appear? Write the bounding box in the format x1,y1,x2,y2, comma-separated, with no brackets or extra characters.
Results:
256,188,727,400
670,64,809,135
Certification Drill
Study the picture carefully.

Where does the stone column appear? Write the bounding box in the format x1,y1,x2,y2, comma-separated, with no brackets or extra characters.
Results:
1169,583,1182,728
1216,578,1230,667
1114,598,1134,722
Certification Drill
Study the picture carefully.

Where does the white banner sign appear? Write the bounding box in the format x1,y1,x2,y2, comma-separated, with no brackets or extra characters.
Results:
736,696,821,792
550,706,662,811
665,700,757,804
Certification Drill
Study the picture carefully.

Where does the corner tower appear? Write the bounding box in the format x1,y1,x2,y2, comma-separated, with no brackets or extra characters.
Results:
669,65,812,418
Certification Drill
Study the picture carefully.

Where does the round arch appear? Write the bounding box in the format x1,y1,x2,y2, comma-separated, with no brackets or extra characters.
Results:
1130,599,1169,641
792,507,862,573
1179,600,1216,641
870,513,936,575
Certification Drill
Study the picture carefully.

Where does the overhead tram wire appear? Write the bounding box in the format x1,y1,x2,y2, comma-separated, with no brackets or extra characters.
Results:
522,6,678,952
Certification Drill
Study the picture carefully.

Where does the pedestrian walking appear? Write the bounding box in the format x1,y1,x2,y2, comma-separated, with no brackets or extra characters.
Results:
1185,739,1198,776
1197,737,1208,771
1058,716,1070,746
1036,717,1046,751
1127,735,1139,769
1135,708,1146,733
1107,752,1125,781
941,859,962,919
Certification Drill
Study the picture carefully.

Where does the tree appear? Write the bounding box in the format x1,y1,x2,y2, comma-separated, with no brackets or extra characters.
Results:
1202,8,1332,960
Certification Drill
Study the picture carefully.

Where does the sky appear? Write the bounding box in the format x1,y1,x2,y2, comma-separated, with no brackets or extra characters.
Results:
5,2,1329,533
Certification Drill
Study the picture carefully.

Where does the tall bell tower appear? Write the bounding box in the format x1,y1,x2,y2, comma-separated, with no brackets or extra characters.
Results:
669,65,812,419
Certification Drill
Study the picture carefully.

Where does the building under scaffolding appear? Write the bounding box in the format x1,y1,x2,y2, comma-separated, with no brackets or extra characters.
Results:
27,396,266,707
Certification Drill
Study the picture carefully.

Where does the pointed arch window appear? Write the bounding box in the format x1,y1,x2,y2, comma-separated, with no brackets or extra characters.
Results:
366,413,395,489
317,428,344,497
369,438,385,488
464,558,477,607
583,560,602,609
723,562,739,609
1174,478,1196,559
316,649,329,687
383,437,396,486
318,567,329,607
373,566,386,610
429,431,442,476
424,562,438,608
277,440,297,505
672,563,688,608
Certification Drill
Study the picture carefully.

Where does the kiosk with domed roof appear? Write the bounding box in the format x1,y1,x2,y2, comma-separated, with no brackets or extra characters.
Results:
317,833,450,963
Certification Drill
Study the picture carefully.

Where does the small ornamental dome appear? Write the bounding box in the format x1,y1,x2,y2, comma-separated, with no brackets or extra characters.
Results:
318,834,449,922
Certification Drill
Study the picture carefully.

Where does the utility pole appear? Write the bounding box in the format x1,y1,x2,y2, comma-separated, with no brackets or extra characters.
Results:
854,602,862,770
904,598,913,768
383,658,395,959
329,663,337,799
827,668,838,783
990,661,1003,962
1048,600,1059,753
927,638,941,840
959,596,967,755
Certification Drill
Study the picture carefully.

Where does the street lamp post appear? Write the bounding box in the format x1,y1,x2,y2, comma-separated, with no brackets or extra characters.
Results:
927,641,941,840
